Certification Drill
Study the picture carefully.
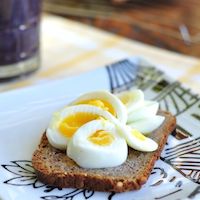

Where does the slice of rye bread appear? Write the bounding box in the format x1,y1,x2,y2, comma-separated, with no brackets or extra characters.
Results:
32,111,176,192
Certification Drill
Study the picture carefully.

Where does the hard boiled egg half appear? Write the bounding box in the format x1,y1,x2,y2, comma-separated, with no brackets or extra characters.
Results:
70,90,127,124
46,105,118,150
117,89,144,113
67,119,128,168
117,90,165,135
120,125,158,152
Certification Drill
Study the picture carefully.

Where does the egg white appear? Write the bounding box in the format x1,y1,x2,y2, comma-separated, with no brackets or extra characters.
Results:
46,112,68,150
117,89,144,114
128,115,165,135
127,100,159,123
122,126,158,152
70,90,127,124
46,105,121,150
67,119,128,168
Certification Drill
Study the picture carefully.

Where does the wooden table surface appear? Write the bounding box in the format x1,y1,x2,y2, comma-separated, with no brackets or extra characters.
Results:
43,0,200,57
1,15,200,94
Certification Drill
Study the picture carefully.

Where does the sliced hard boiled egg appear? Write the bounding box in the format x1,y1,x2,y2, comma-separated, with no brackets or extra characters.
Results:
67,119,128,168
127,101,159,123
46,112,68,150
70,90,127,124
117,89,144,113
128,115,165,135
122,126,158,152
46,105,119,150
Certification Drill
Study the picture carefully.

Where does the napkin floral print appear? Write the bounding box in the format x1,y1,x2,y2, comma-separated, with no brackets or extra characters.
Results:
0,159,183,199
1,161,109,199
1,57,200,200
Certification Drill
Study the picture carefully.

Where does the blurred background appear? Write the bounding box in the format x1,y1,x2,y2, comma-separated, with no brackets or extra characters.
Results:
1,0,200,92
43,0,200,57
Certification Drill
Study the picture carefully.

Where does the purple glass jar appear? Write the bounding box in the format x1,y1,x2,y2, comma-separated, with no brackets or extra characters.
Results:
0,0,41,79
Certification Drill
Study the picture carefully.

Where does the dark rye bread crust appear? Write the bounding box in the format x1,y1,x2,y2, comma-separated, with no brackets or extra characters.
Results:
32,111,176,192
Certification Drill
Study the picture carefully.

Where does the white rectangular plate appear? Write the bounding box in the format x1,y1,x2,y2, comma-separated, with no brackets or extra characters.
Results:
0,57,200,200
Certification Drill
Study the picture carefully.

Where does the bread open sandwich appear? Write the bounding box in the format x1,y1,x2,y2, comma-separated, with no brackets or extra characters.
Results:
32,90,176,192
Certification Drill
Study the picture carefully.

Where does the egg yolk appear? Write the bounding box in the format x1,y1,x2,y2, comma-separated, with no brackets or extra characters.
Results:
88,130,115,146
77,99,116,116
59,112,99,138
131,129,146,141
